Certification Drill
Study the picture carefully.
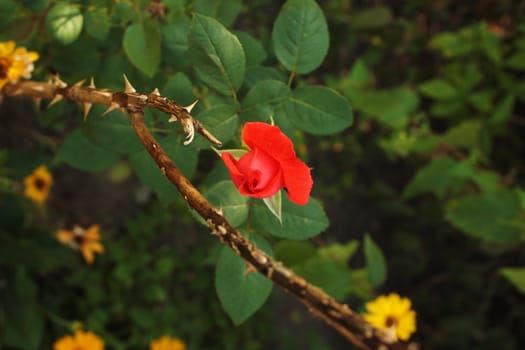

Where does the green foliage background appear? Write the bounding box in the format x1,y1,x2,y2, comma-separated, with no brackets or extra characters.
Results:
1,0,525,349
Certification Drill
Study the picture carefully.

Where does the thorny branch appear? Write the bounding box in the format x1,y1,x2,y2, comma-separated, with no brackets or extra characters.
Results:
2,76,418,350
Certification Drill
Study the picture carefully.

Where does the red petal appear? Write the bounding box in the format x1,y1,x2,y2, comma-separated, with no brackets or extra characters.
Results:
239,168,284,199
281,158,313,205
242,122,296,162
222,150,284,199
221,152,245,189
236,148,283,194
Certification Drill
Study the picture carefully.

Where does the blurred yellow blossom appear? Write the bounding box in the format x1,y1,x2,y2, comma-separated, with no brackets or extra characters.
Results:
363,293,416,341
0,40,39,90
53,330,104,350
56,225,104,265
150,335,186,350
23,165,53,203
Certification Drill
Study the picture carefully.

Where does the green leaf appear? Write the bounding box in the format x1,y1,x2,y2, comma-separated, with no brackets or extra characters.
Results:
235,31,267,66
444,119,482,149
215,234,273,324
468,90,494,112
446,190,522,242
244,66,287,88
274,240,316,266
252,196,328,239
490,95,515,125
294,257,352,300
507,51,525,71
45,2,83,45
430,100,464,117
349,269,374,299
477,22,502,64
95,53,135,90
85,7,110,40
501,268,525,294
19,0,48,12
418,79,459,100
205,180,249,227
272,0,329,74
55,129,120,171
241,80,291,122
516,188,525,210
1,268,44,350
111,2,135,26
82,111,143,155
129,135,198,205
188,14,245,96
194,0,242,27
263,190,282,223
348,6,392,30
430,29,475,58
347,87,418,129
0,0,18,31
123,20,161,77
403,156,459,198
339,59,374,91
161,14,191,66
191,105,239,149
318,240,360,265
48,38,100,79
363,234,387,287
462,63,483,91
286,86,353,134
449,162,501,192
162,72,197,107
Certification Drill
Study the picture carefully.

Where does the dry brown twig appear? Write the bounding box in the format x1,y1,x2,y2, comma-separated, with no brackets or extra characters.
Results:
2,75,419,350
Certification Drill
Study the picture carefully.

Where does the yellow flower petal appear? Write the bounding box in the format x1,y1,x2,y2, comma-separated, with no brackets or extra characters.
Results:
84,225,101,241
55,225,104,264
0,40,38,89
55,230,74,245
362,293,417,341
53,330,104,350
23,165,53,204
150,335,186,350
0,41,15,56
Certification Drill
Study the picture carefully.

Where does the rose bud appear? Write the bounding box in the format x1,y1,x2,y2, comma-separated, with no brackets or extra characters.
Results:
221,122,313,205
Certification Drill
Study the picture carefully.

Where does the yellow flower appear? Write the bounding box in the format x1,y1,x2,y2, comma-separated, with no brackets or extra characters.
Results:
363,293,416,341
150,335,186,350
56,225,104,265
53,330,104,350
23,165,53,203
0,40,39,90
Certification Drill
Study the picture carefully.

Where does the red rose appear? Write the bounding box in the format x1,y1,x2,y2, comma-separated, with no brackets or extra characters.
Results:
221,122,313,205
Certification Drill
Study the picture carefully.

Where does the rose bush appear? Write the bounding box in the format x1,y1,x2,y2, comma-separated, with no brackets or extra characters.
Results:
221,122,313,205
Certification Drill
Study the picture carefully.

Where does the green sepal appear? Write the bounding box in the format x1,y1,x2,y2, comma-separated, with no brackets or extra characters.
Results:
262,190,282,224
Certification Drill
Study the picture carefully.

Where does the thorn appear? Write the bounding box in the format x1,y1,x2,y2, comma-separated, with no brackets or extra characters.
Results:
82,102,92,121
74,79,86,87
181,118,195,145
151,88,160,96
183,100,198,113
47,94,63,108
89,77,95,88
243,262,258,276
53,75,67,88
168,114,177,123
102,102,120,116
122,74,136,93
9,88,23,95
119,107,128,117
